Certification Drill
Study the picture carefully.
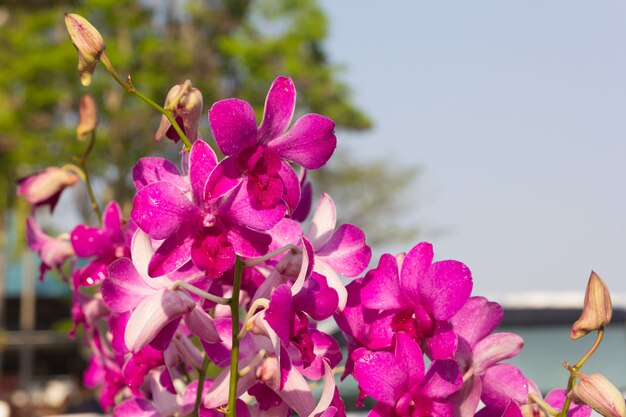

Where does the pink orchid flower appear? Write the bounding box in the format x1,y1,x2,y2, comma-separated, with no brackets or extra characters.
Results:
71,201,131,286
354,332,462,417
131,139,284,278
450,297,527,417
17,166,79,211
26,216,74,281
359,242,473,359
208,76,336,211
101,230,220,353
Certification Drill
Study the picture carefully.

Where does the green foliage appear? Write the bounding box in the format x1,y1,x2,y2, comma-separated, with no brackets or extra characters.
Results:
1,0,417,247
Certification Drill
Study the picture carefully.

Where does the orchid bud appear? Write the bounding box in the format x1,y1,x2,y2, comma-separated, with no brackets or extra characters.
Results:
569,373,626,417
17,166,80,212
64,13,105,86
155,81,203,143
571,271,612,340
76,94,98,140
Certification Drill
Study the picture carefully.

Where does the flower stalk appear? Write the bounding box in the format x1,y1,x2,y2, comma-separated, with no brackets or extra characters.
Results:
227,256,243,417
99,53,192,151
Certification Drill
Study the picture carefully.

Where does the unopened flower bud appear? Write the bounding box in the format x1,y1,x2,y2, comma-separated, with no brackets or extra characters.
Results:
64,13,105,86
76,94,98,140
155,81,203,143
17,166,80,212
569,373,626,417
571,271,612,340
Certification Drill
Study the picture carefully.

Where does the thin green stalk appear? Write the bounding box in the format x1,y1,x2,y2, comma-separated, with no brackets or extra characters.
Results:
193,356,210,417
73,130,101,224
99,53,192,151
559,328,605,417
227,257,244,417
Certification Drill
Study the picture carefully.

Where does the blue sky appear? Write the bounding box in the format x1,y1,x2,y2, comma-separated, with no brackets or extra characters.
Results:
319,1,626,294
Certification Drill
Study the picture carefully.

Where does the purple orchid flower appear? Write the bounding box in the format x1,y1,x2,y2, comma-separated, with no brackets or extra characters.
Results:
359,242,473,359
354,332,462,417
101,230,220,353
131,139,285,278
71,201,131,286
26,216,75,281
17,166,79,212
208,76,336,212
203,316,337,417
449,297,528,417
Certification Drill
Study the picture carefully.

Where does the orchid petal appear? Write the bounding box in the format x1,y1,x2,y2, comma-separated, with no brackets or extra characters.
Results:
426,320,458,360
451,296,503,347
125,290,195,353
473,333,524,375
102,258,154,313
71,225,109,257
306,193,336,248
422,359,462,399
270,114,336,169
279,161,301,212
227,224,272,258
480,364,529,409
399,242,434,302
189,140,218,205
204,369,256,409
133,157,187,192
205,156,243,201
209,98,257,155
148,224,195,277
222,180,286,231
291,237,314,295
185,306,221,343
258,76,296,143
313,259,347,312
317,224,371,278
452,375,483,417
420,260,473,321
113,398,158,417
265,285,293,343
132,181,200,240
394,332,425,383
307,361,336,417
361,254,404,311
275,367,316,417
354,351,405,405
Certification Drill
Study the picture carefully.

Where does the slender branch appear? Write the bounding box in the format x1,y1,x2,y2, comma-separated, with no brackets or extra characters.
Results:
559,328,605,417
171,280,230,305
193,356,210,417
227,257,243,417
70,130,101,224
237,298,269,340
99,53,192,151
529,393,559,416
243,244,298,267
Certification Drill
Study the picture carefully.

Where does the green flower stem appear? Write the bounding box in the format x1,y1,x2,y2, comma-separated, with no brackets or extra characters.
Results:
171,280,230,305
529,393,559,416
227,257,243,417
559,328,605,417
193,355,210,417
99,53,192,151
243,244,298,267
69,130,102,224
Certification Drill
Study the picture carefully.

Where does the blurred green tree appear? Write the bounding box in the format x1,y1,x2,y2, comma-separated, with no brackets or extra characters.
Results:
0,0,417,247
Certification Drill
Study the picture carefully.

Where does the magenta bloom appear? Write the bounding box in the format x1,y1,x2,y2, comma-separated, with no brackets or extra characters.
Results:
131,139,284,278
359,242,473,359
354,332,462,417
71,201,131,286
450,297,527,417
208,76,336,211
102,231,220,353
26,216,74,281
17,166,79,211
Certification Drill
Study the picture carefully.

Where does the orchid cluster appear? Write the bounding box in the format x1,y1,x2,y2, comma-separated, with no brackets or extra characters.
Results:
15,13,626,417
